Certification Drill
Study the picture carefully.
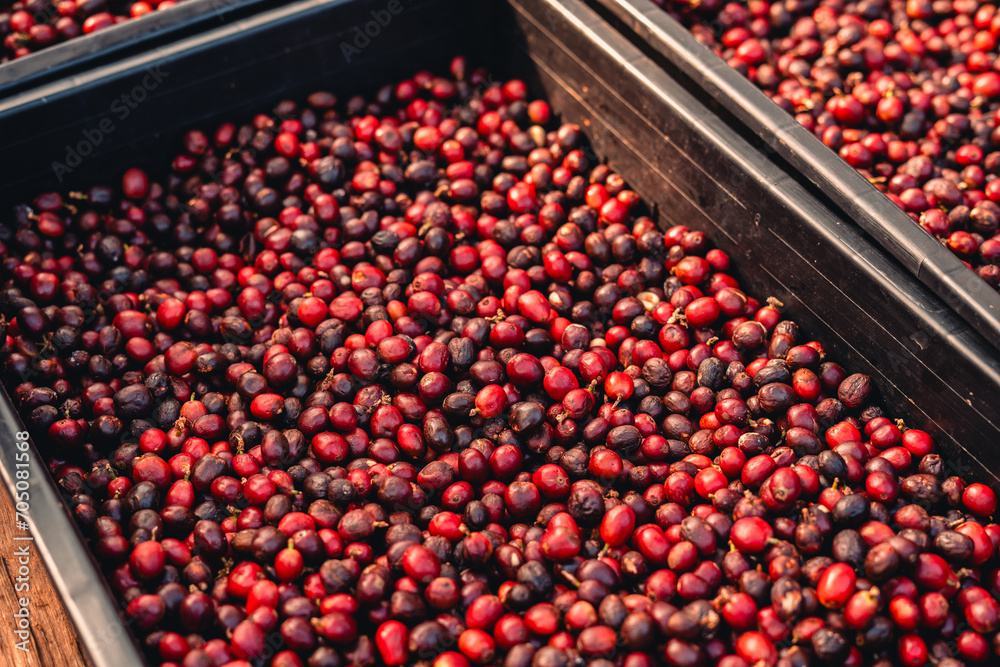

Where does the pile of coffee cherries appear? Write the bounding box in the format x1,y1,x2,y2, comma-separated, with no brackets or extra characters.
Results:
2,56,1000,667
662,0,1000,289
0,0,185,61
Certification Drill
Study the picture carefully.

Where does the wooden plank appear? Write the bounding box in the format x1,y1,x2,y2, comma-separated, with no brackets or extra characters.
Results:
0,477,93,667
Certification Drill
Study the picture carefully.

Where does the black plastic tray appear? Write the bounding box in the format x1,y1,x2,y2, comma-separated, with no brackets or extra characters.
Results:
0,0,275,97
588,0,1000,354
2,0,1000,664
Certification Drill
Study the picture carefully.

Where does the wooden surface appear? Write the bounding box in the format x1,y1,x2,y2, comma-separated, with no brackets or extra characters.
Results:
0,478,93,667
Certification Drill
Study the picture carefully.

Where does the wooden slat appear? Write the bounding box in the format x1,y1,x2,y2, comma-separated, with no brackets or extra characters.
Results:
0,478,93,667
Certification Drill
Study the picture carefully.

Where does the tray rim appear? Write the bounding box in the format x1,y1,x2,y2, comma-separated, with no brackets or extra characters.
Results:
587,0,1000,353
